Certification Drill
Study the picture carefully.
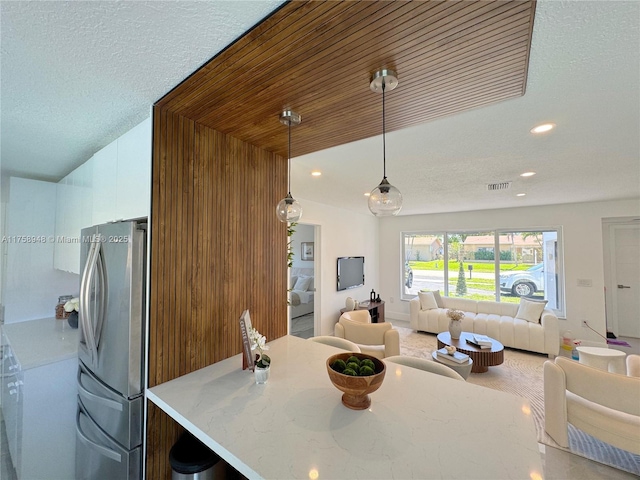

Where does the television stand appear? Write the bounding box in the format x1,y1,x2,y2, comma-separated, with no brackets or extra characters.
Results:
340,300,385,323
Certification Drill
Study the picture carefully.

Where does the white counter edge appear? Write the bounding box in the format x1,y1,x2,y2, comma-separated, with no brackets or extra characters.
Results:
146,389,261,480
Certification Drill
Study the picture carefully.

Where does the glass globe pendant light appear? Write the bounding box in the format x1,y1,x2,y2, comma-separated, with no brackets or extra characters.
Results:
368,69,402,216
276,110,302,223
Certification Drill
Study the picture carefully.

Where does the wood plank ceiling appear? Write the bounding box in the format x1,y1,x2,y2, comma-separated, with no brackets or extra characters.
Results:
157,0,536,159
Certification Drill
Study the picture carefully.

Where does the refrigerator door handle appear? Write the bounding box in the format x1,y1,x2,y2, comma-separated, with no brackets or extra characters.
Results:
93,243,108,349
77,376,123,412
80,240,100,365
76,408,122,463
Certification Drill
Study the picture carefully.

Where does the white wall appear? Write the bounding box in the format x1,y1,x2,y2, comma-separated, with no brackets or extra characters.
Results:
4,178,79,323
291,223,314,269
296,198,379,336
377,199,640,344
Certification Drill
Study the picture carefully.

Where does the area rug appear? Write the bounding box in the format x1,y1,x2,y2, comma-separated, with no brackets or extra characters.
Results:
290,313,313,339
396,326,640,476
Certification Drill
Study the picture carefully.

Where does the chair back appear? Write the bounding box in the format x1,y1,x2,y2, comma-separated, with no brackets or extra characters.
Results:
554,357,640,416
338,318,390,345
308,336,361,352
384,355,465,381
340,310,371,323
627,354,640,378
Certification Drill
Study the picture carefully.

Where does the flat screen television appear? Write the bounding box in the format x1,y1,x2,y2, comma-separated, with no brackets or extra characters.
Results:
337,256,365,291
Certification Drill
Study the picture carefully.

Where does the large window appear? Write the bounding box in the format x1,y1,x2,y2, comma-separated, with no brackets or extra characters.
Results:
402,229,564,315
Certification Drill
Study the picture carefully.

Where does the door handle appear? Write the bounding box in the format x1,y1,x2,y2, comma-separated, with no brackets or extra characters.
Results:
76,407,122,462
617,284,631,289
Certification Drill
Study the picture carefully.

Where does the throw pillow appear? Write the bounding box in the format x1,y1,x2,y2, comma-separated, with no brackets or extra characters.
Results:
290,275,298,288
419,289,443,308
418,291,438,310
431,290,444,308
294,276,312,291
515,297,548,323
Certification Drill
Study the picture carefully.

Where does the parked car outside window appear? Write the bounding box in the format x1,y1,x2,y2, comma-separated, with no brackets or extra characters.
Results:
405,261,413,288
500,263,544,297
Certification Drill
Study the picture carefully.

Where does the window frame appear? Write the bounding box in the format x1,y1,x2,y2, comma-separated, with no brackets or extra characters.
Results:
401,228,565,317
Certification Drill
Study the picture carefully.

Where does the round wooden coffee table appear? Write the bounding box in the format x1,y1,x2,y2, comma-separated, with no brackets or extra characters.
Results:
437,331,504,373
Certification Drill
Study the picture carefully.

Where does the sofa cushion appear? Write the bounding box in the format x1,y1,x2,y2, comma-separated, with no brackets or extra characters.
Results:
442,297,478,314
418,291,438,310
478,301,518,317
515,297,548,323
422,289,444,307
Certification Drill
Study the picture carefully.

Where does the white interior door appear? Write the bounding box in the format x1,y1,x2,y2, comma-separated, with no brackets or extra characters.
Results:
610,224,640,338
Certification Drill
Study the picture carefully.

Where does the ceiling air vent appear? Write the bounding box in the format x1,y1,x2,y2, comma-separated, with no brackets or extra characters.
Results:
486,181,512,191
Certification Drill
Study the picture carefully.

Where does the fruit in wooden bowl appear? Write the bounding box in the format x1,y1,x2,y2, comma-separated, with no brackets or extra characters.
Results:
326,352,386,410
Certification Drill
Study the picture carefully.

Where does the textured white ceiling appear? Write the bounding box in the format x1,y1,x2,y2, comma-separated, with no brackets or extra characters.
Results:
2,1,639,217
1,0,284,181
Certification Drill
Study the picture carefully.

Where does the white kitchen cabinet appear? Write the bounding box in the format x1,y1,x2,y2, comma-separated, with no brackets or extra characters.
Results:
54,168,90,275
1,341,22,470
53,176,70,272
18,357,77,480
116,117,151,221
53,117,151,274
57,161,94,274
91,138,118,225
76,160,94,232
1,319,78,480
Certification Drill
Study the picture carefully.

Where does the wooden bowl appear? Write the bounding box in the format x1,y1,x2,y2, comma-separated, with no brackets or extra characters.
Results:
326,352,386,410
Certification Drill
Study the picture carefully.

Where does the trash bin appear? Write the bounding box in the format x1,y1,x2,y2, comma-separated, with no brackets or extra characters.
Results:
170,432,221,480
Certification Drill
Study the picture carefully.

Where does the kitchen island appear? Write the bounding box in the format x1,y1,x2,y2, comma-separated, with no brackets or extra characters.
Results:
148,335,543,479
147,336,543,479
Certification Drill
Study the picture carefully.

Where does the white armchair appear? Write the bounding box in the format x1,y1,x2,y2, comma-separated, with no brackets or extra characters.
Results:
339,310,371,323
544,356,640,454
334,317,400,359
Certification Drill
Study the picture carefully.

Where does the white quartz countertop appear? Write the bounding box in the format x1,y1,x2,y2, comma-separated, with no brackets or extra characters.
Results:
148,335,543,480
2,317,78,370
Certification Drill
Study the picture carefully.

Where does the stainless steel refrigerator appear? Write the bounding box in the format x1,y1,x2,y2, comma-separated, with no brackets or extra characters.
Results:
75,219,146,479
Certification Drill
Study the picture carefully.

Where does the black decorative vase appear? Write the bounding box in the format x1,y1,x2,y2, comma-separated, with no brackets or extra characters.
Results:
68,311,79,329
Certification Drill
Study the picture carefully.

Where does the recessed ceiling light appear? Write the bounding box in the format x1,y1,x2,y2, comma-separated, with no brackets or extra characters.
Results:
364,192,371,197
517,193,526,197
311,170,322,177
520,171,536,177
530,123,555,134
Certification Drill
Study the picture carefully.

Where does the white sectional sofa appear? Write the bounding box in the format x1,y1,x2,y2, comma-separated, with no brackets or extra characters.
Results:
409,294,559,357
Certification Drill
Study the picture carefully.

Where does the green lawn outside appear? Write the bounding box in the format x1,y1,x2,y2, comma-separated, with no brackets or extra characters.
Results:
439,287,524,304
408,260,531,273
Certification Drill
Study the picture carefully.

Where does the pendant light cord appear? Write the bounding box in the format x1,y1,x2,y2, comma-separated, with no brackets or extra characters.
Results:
382,80,386,179
287,118,292,194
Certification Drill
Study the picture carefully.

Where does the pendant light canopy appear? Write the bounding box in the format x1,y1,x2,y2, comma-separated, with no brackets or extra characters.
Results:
276,110,302,223
368,69,402,217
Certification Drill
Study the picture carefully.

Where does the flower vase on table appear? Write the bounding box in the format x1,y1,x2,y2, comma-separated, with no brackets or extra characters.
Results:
249,327,271,384
446,308,464,340
254,364,270,384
